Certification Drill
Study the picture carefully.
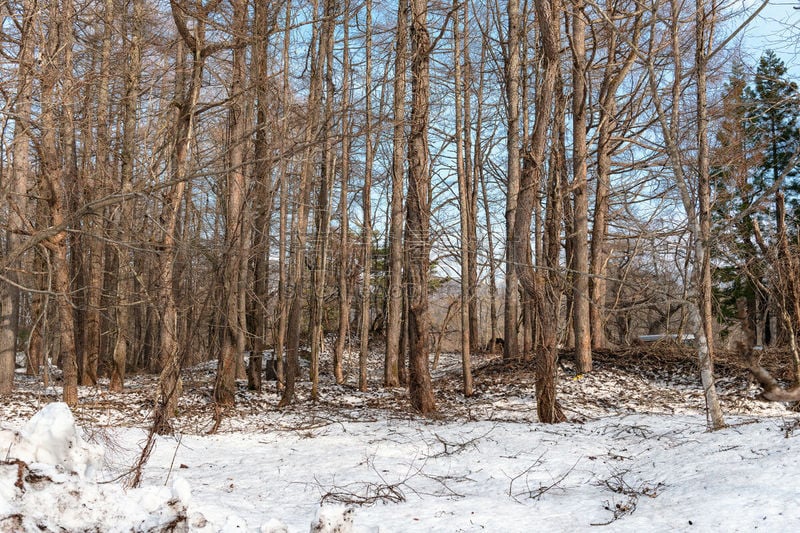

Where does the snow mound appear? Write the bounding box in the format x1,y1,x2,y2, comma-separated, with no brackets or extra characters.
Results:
309,505,354,533
0,402,192,532
0,402,103,480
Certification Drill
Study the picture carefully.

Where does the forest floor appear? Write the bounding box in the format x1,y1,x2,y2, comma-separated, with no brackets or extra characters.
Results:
1,341,792,430
2,343,800,532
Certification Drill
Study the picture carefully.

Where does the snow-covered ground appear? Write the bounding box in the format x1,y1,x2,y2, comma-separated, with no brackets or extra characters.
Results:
2,349,800,532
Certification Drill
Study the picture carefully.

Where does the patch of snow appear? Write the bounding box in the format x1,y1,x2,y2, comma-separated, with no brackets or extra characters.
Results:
309,505,354,533
3,350,800,531
1,402,103,480
0,403,194,532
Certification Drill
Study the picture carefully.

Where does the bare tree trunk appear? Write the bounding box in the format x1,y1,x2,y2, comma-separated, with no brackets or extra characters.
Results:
274,0,293,391
280,0,323,407
334,3,353,386
155,0,219,431
16,1,35,379
589,5,640,351
504,0,522,361
514,0,566,423
110,0,144,392
78,0,115,387
36,0,80,406
214,0,249,407
694,0,725,429
1,0,35,394
475,38,497,352
773,191,800,383
358,0,374,392
641,0,724,429
385,0,408,387
248,0,279,392
405,0,436,414
571,0,591,373
309,0,336,401
461,4,479,354
453,0,473,396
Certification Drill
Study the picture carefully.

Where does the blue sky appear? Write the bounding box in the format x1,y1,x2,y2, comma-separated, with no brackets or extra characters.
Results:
741,0,800,68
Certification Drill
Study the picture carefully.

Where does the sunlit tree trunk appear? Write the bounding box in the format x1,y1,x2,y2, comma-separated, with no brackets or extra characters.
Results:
1,0,35,394
589,3,641,351
110,0,144,392
571,0,591,373
386,0,408,387
248,0,279,392
309,0,336,401
460,4,479,354
274,0,293,391
358,0,374,392
215,0,249,407
504,0,522,360
280,0,323,407
694,0,725,429
474,39,497,351
515,0,566,423
406,0,436,414
37,0,79,406
155,0,220,431
334,3,353,386
453,0,473,396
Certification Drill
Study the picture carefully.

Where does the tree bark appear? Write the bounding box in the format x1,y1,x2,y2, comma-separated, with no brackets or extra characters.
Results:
280,0,323,407
36,0,80,406
454,0,473,396
405,0,436,414
309,0,336,401
0,0,36,394
589,4,641,351
385,0,408,387
694,0,725,429
214,0,249,407
358,0,374,392
110,0,144,392
504,0,522,361
571,0,591,373
475,39,497,352
155,0,217,431
274,0,294,391
514,0,566,423
334,12,352,383
248,0,280,392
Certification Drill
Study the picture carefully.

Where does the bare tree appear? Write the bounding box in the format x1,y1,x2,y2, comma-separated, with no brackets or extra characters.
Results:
155,0,229,431
274,0,294,392
405,0,436,414
453,0,473,396
280,0,324,407
359,0,375,392
308,0,337,401
588,0,641,351
334,4,354,387
214,0,249,407
385,0,409,388
0,0,35,394
503,0,522,361
110,0,145,392
694,0,724,429
34,0,80,406
248,0,280,392
514,0,566,423
570,0,591,372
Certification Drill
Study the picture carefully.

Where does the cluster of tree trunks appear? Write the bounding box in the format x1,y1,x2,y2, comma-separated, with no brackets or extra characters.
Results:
0,0,790,429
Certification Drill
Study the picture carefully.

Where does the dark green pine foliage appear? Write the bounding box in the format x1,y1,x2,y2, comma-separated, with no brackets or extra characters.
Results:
745,50,800,215
711,51,800,332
